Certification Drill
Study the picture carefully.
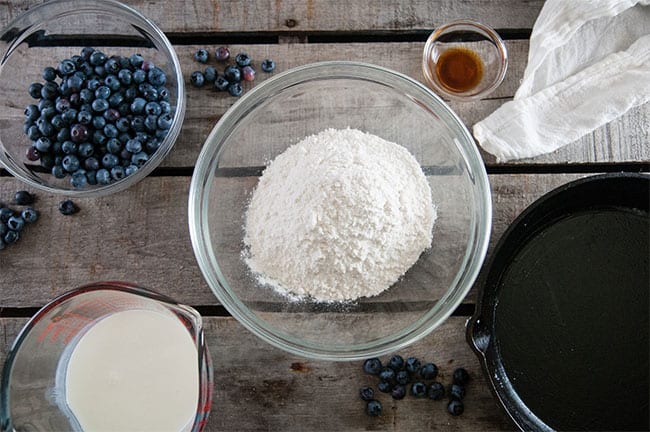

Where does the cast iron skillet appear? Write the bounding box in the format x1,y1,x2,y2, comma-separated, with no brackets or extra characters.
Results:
468,173,649,431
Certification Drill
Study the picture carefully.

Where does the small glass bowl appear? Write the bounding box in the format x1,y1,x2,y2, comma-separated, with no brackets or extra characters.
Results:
0,0,185,197
422,20,508,101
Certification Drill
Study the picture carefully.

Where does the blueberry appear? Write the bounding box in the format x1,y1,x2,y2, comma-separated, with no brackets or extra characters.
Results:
110,165,125,180
396,370,410,385
427,382,445,400
40,153,55,169
77,110,92,125
37,120,54,137
141,60,155,72
4,230,19,245
28,82,43,99
104,58,120,74
419,363,438,380
55,98,71,113
51,115,65,130
95,86,111,100
83,155,99,170
90,50,107,66
41,82,59,99
86,79,101,91
452,368,470,386
78,143,94,158
449,384,465,400
145,138,161,153
115,117,130,132
261,58,276,73
42,66,57,81
58,59,76,76
377,380,392,393
61,140,77,155
92,115,106,130
58,199,79,215
131,116,146,132
61,109,78,125
85,170,97,185
203,66,217,82
235,52,252,67
241,65,255,82
190,71,205,88
132,69,146,84
57,129,70,144
157,86,170,100
194,48,209,63
141,86,158,102
78,62,94,77
108,93,124,108
411,382,427,397
378,367,395,383
26,125,41,141
25,104,40,121
129,53,144,68
391,384,407,400
147,67,166,86
405,357,421,374
125,139,142,154
70,124,89,143
125,164,139,176
366,400,382,417
0,207,13,223
7,216,24,231
51,165,65,178
227,82,243,97
387,355,404,371
103,108,120,122
66,75,84,92
106,138,121,155
26,146,40,161
38,99,54,111
224,65,241,82
447,399,464,416
214,75,229,91
92,130,107,146
104,75,121,91
14,190,34,205
156,113,173,130
103,124,118,139
363,358,382,375
101,153,119,169
80,47,95,60
130,97,147,114
62,155,80,172
70,170,87,188
96,168,111,185
144,115,158,132
34,137,51,153
41,107,57,119
131,151,149,167
118,69,133,85
215,46,230,61
359,386,374,401
94,66,107,78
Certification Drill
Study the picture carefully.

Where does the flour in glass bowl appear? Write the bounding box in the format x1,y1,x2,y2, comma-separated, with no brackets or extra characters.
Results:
243,128,437,302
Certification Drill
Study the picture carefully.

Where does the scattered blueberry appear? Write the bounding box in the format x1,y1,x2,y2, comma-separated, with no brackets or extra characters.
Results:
203,66,217,82
452,368,470,386
224,65,241,83
214,76,229,91
378,367,395,383
215,46,230,61
447,399,464,416
405,357,421,374
411,382,427,397
427,382,445,400
58,199,79,216
190,71,205,88
363,358,382,375
366,400,382,417
449,384,465,400
261,58,276,73
4,230,19,245
241,64,255,81
396,370,410,385
359,386,374,401
0,208,11,223
227,82,243,97
194,48,209,63
7,216,24,232
377,380,392,393
14,191,34,205
387,355,404,371
419,363,439,380
391,384,406,400
235,52,252,67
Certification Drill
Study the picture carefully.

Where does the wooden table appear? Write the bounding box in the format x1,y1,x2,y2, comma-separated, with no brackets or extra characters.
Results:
1,1,648,430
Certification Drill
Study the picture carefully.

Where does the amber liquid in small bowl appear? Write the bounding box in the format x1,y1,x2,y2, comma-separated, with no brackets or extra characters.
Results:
435,47,483,93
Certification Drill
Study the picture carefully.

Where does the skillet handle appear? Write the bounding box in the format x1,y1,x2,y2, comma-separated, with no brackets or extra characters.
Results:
466,315,491,354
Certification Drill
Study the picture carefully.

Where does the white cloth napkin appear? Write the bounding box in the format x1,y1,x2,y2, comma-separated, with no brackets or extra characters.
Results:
473,0,650,162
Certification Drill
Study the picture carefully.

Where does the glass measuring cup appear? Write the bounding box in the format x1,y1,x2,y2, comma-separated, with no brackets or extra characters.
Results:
1,282,213,432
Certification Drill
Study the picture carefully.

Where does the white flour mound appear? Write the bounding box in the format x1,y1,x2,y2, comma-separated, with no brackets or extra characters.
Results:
243,128,436,302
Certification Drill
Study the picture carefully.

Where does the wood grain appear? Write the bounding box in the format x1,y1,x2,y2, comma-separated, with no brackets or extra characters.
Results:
0,0,544,33
0,173,592,308
1,315,513,431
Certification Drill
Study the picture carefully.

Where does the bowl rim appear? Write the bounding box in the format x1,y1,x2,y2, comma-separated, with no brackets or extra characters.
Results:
189,60,492,360
0,0,186,197
422,19,508,101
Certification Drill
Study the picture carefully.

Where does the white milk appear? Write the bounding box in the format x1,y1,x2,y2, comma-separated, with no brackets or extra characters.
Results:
63,309,199,432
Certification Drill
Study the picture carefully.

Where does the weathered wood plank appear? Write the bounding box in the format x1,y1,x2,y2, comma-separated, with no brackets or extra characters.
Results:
0,173,597,308
0,315,513,431
0,0,544,33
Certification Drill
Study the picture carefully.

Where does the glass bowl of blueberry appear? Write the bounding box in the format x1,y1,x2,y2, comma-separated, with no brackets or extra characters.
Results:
189,61,492,360
0,0,185,196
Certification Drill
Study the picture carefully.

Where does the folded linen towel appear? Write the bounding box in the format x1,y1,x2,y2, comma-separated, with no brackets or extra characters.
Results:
473,0,650,162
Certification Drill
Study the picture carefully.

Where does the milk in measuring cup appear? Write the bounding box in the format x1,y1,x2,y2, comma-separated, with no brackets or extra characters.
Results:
59,309,199,432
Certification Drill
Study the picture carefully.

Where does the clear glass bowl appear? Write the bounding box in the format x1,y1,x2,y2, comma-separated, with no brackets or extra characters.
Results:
189,61,492,360
0,0,185,197
422,20,508,101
